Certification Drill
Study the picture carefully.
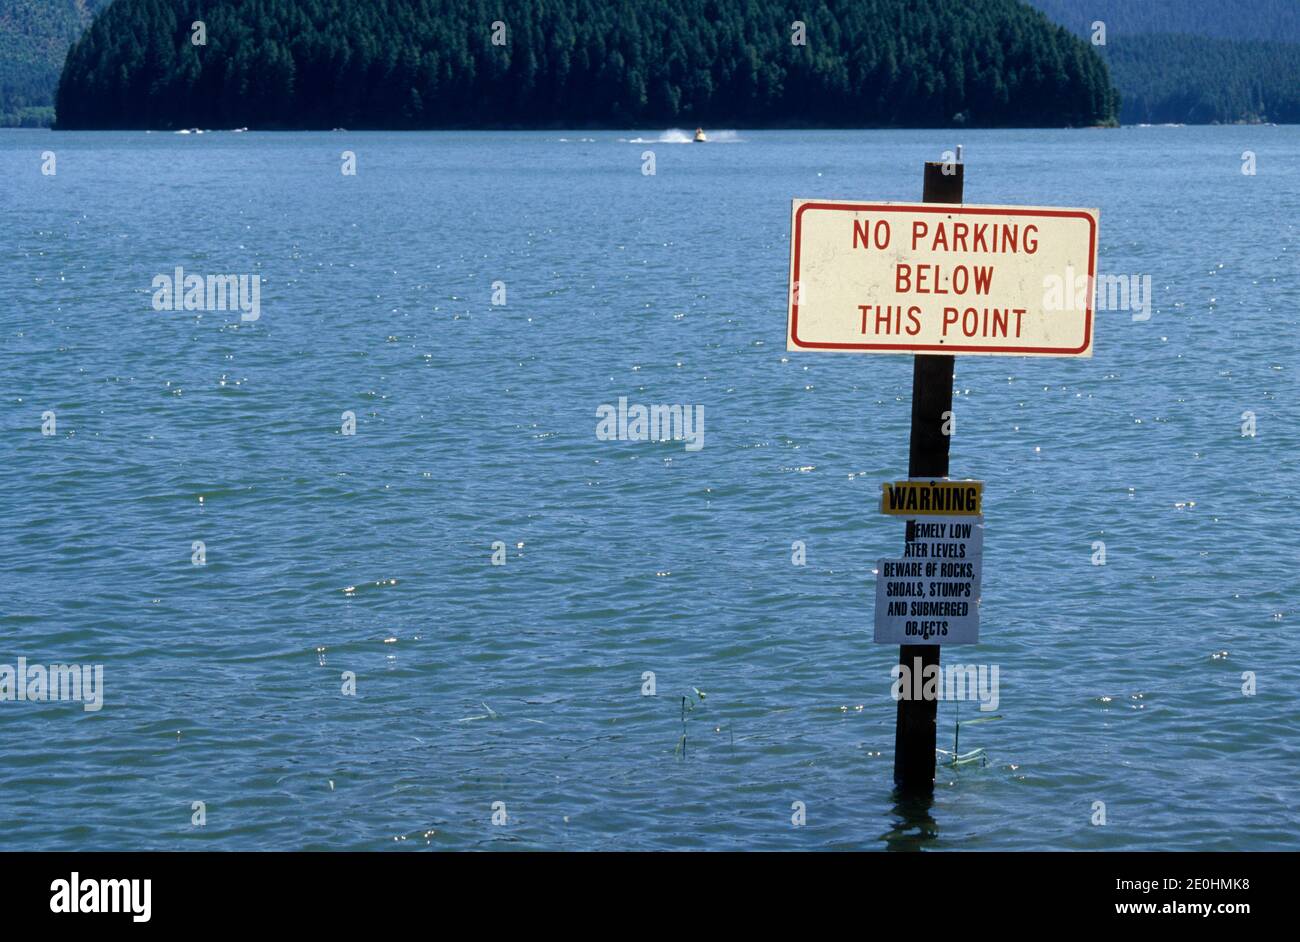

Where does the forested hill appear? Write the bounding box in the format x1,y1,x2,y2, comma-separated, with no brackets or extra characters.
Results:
1026,0,1300,124
55,0,1117,130
1101,35,1300,125
1025,0,1300,43
0,0,108,126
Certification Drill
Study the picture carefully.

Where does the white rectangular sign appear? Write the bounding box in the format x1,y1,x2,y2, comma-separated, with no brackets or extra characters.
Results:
873,517,983,645
788,200,1099,356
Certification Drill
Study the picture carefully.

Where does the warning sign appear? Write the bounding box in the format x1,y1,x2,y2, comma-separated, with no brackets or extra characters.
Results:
873,517,984,645
880,479,982,517
787,200,1099,356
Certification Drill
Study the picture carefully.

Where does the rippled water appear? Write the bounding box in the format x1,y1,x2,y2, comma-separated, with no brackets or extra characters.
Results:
2,127,1297,850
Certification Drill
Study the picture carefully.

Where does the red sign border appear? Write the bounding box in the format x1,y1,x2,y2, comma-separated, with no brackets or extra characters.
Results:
789,201,1098,355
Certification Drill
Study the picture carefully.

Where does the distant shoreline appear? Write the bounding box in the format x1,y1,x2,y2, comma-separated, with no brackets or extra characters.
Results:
5,122,1292,133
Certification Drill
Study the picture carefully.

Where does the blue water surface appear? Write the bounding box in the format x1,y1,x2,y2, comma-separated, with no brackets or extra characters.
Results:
1,126,1297,849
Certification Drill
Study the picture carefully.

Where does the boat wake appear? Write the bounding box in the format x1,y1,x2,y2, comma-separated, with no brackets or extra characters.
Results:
622,129,744,143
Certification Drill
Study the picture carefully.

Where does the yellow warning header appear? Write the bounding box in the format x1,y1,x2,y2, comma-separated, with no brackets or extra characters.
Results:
879,479,983,517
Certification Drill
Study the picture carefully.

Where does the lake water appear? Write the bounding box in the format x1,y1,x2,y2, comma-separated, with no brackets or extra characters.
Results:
2,127,1297,850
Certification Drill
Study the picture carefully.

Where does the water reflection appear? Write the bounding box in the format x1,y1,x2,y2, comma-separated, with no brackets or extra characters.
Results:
884,790,939,850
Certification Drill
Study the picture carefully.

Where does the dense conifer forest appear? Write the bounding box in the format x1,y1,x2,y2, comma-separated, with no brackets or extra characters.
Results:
53,0,1118,130
1103,34,1300,125
0,0,106,126
1026,0,1300,124
1026,0,1300,43
6,0,1294,129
